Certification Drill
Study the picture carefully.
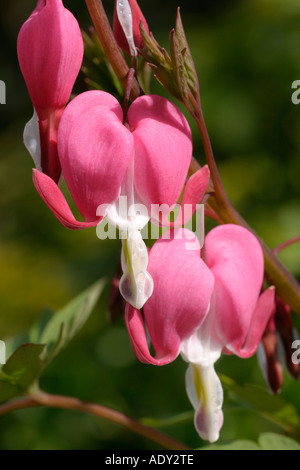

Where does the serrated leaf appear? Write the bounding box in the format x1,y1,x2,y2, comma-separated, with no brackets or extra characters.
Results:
201,440,261,451
258,433,300,450
40,279,106,362
0,344,46,402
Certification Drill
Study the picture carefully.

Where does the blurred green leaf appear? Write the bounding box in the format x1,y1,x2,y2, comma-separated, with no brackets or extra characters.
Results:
0,344,46,403
39,279,106,364
221,375,300,437
201,433,300,450
0,280,105,403
258,433,300,450
201,440,261,450
141,411,193,428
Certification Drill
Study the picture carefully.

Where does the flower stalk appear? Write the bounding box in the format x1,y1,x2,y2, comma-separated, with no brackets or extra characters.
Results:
0,392,191,450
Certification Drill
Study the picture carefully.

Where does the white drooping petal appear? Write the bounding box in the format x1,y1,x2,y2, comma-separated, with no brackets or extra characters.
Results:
185,363,223,443
116,0,137,57
119,228,153,309
23,109,41,170
181,303,224,443
103,150,152,309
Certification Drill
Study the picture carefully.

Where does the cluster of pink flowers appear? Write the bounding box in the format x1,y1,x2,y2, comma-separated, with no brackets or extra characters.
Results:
18,0,276,442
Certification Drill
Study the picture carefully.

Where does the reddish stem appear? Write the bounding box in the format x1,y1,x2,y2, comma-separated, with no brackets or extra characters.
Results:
273,237,300,256
0,392,191,450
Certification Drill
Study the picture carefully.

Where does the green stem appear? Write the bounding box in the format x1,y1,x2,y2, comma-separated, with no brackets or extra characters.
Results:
0,392,191,450
85,0,141,100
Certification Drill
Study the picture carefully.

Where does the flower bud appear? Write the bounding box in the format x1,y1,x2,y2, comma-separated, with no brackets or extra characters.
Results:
17,0,84,183
275,297,300,379
258,318,283,395
113,0,149,56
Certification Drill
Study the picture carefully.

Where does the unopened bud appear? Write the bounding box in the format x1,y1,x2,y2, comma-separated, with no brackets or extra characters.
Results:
275,298,300,379
113,0,149,56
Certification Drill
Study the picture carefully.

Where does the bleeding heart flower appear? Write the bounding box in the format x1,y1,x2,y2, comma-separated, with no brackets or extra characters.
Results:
113,0,149,56
33,90,209,309
17,0,84,183
125,224,275,442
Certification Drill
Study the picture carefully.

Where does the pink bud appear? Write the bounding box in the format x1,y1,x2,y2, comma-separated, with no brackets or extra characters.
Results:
113,0,149,55
275,297,300,379
260,319,283,395
17,0,84,183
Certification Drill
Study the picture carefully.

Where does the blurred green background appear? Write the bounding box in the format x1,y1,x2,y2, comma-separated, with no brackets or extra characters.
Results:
0,0,299,450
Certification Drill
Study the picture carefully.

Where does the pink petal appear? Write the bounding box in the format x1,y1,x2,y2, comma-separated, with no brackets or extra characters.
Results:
125,305,177,365
33,169,100,230
17,0,83,115
151,165,210,228
236,287,276,358
125,229,214,365
128,95,193,210
205,224,265,353
180,165,210,213
58,91,134,222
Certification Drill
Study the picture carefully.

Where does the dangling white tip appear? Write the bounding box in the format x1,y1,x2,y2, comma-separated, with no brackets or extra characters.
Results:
185,363,224,443
116,0,138,57
23,109,41,171
119,229,153,309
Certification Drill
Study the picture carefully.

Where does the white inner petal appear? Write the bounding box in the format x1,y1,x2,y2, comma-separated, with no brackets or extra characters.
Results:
185,362,224,443
102,151,152,309
116,0,138,56
181,300,224,443
23,109,42,171
119,228,153,310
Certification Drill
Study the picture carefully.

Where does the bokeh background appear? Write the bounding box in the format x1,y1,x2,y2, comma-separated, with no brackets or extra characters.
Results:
0,0,299,450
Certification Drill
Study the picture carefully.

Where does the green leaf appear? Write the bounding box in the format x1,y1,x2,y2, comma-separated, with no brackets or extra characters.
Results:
0,344,46,402
141,411,193,428
201,440,261,450
0,280,105,403
40,279,106,363
258,433,300,450
220,374,300,437
200,434,300,450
